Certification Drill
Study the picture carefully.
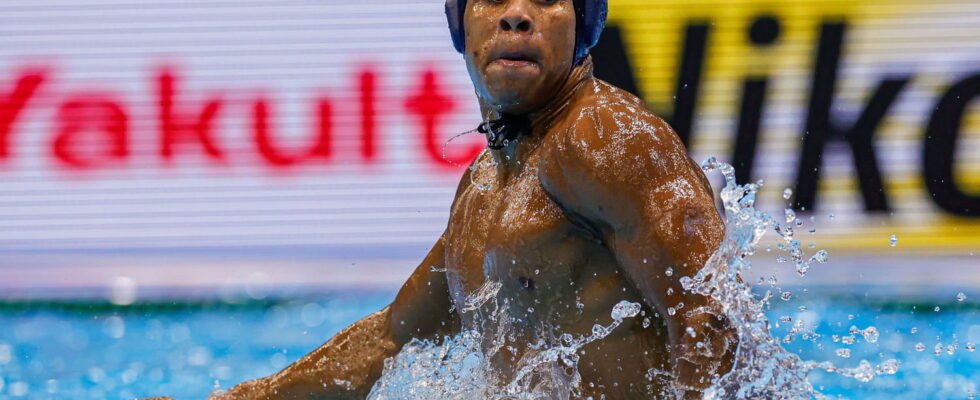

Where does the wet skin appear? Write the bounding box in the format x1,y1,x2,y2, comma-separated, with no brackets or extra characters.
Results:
153,1,735,399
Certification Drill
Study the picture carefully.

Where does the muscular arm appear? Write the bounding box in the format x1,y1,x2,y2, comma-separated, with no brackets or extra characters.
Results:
213,236,458,400
542,104,735,396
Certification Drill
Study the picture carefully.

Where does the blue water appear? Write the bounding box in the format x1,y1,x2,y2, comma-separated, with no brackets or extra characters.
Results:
0,290,976,399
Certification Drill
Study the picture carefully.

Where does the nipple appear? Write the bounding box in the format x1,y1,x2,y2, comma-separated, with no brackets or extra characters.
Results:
518,276,536,290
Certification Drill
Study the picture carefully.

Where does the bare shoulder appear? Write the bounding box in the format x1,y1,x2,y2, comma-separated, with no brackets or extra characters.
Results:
538,78,720,245
549,78,692,182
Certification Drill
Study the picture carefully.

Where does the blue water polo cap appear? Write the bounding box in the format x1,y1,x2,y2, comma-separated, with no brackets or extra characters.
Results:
445,0,608,63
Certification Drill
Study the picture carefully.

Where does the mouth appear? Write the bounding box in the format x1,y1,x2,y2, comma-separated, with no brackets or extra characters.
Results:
491,51,539,69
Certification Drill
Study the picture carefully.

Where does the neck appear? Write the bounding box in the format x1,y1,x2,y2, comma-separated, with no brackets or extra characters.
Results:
479,56,592,139
480,56,594,131
479,57,594,173
527,56,594,132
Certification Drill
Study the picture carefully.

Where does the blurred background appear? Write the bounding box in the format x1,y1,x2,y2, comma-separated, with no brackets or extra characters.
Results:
0,0,977,398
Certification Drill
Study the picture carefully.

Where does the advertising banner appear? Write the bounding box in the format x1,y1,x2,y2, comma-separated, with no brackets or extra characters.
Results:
0,0,976,266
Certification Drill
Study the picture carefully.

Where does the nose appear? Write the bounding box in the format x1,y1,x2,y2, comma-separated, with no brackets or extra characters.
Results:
499,0,533,34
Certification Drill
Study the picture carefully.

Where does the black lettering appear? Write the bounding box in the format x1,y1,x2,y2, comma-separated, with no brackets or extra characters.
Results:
923,73,980,217
793,21,909,212
671,22,710,147
733,78,767,185
732,16,780,184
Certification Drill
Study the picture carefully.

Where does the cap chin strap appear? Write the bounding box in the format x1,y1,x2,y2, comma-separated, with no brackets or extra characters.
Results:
479,114,531,150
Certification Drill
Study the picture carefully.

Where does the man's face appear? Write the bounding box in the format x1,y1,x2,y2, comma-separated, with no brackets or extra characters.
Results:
463,0,577,115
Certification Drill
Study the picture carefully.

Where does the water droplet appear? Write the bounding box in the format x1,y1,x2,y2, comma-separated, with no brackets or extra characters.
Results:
783,188,793,200
915,342,925,351
842,335,855,345
835,348,851,358
109,276,138,306
850,360,876,382
828,213,835,219
665,267,673,277
686,327,696,337
810,249,829,264
779,316,792,323
105,316,126,339
642,317,651,328
667,307,676,316
875,359,899,375
966,343,976,352
9,382,28,397
934,306,941,312
862,326,879,343
610,301,641,320
956,292,967,302
889,234,898,247
560,333,574,345
781,292,792,301
784,208,796,223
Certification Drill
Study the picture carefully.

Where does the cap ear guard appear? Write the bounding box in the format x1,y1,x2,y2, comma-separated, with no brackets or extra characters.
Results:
574,0,608,61
445,0,607,63
445,0,466,54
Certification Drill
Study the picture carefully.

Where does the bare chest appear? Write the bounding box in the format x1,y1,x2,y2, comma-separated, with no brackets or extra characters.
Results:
443,154,618,324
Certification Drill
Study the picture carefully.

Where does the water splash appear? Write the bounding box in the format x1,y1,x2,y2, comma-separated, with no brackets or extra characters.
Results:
683,157,898,399
368,157,899,399
368,279,642,400
441,127,496,191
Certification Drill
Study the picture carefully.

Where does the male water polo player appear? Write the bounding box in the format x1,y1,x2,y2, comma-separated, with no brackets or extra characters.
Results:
163,0,738,398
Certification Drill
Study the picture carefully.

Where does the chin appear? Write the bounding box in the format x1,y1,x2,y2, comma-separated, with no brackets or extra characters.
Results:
486,91,537,114
483,82,541,114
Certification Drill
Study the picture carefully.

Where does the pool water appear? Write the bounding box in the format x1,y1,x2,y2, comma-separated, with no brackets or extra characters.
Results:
0,291,391,400
0,290,976,399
